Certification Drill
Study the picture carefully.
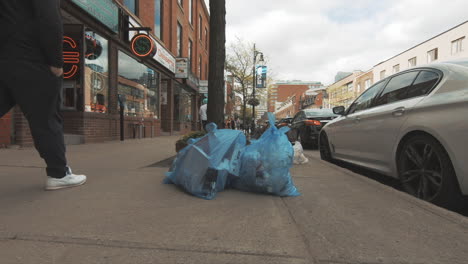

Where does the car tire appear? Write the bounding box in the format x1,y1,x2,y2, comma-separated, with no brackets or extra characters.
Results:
319,132,333,162
397,134,464,210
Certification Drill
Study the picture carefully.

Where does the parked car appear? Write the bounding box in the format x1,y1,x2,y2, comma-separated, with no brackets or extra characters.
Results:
319,60,468,209
276,118,293,128
288,108,338,148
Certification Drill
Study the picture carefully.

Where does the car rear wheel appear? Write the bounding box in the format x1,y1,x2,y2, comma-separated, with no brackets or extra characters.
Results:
397,135,463,209
319,132,333,162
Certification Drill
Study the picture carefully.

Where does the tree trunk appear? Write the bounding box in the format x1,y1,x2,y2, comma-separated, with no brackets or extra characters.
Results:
207,0,226,128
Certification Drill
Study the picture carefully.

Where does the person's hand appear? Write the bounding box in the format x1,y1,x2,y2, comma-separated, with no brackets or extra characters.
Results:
50,66,63,77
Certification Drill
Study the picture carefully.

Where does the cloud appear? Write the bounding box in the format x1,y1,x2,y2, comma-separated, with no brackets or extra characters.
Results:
223,0,468,84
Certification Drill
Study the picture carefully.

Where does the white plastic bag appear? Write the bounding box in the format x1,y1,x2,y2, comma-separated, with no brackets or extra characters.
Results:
293,141,309,164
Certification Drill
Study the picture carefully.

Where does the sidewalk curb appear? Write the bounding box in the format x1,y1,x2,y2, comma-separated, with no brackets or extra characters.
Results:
304,153,468,228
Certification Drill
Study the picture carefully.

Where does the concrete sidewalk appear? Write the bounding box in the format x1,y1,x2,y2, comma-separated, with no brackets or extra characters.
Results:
0,137,467,264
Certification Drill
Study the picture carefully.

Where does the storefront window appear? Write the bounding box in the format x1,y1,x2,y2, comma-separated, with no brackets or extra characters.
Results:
174,83,194,122
118,51,160,119
84,30,109,113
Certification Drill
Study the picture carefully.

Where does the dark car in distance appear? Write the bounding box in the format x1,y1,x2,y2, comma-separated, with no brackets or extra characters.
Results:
288,109,338,148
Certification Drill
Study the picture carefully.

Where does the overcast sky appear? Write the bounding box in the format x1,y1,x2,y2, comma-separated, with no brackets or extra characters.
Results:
205,0,468,85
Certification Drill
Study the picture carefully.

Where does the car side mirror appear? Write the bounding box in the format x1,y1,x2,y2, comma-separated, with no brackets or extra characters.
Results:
333,106,346,115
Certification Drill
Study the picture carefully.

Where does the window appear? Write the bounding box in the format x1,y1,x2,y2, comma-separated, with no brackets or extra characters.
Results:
198,55,202,78
365,79,371,89
188,39,193,71
84,30,109,113
375,71,419,106
124,0,138,15
347,81,386,114
189,0,193,24
393,64,400,73
118,51,159,119
451,37,464,54
199,15,202,40
205,27,208,48
380,70,386,80
408,57,417,67
407,71,440,98
357,84,361,92
427,48,438,63
347,82,353,92
154,0,162,39
177,22,182,57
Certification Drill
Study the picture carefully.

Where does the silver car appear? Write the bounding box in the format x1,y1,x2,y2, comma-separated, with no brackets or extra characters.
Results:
320,60,468,208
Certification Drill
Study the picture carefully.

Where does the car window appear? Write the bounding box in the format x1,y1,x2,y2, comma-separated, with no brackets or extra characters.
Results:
304,109,337,117
407,71,440,98
375,71,419,106
347,81,386,114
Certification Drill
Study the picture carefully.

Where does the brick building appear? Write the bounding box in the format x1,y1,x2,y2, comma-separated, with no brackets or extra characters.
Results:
268,81,323,118
1,0,210,148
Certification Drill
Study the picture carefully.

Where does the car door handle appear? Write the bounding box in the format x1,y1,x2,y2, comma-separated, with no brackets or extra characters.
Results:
392,107,406,117
354,116,361,122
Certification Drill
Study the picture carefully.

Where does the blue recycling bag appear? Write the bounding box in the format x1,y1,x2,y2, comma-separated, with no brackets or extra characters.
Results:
231,113,300,197
164,123,246,200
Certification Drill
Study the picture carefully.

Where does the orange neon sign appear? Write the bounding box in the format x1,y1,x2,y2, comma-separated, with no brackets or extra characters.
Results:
131,34,156,57
63,36,80,79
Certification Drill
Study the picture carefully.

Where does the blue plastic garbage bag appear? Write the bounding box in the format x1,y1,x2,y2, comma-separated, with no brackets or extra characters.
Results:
232,113,300,197
164,123,246,199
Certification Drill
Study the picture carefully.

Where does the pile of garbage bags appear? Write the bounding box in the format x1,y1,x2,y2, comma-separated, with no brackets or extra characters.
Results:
164,113,301,200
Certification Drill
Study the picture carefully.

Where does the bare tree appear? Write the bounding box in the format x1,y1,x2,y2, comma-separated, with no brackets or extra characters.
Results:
226,38,270,128
207,0,226,127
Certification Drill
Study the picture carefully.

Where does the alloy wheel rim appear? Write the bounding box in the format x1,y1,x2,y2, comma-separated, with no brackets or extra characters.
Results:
400,141,443,201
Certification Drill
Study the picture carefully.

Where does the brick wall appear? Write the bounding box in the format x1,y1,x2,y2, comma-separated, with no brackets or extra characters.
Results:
0,111,12,148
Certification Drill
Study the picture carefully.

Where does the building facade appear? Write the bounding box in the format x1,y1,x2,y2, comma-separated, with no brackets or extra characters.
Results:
0,0,210,147
325,71,362,109
373,20,468,82
268,81,323,118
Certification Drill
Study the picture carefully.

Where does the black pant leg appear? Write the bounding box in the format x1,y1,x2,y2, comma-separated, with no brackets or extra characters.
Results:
4,61,67,178
0,73,15,118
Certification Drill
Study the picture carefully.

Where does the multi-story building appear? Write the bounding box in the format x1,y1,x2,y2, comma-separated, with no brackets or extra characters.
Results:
0,0,210,147
325,71,363,109
354,70,374,96
268,80,323,117
373,20,468,82
298,88,326,110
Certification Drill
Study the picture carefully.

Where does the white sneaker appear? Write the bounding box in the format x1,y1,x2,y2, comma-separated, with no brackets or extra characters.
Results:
45,168,87,190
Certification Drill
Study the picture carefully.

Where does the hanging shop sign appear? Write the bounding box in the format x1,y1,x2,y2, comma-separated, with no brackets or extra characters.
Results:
131,34,157,58
198,80,208,94
70,0,119,33
128,18,176,73
175,58,189,78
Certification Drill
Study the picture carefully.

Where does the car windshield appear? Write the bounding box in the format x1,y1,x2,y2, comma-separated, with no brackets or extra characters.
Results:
304,109,337,117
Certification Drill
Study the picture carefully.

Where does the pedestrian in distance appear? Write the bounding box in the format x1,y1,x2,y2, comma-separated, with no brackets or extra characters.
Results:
199,98,208,131
0,0,86,190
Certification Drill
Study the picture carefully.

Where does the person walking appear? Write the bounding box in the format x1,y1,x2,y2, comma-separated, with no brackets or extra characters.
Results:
199,98,208,131
0,0,86,190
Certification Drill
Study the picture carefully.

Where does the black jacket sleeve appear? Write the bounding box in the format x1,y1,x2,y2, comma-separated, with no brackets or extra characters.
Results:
32,0,63,67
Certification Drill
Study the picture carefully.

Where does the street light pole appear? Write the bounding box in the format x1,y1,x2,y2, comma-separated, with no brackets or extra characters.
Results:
252,43,263,134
